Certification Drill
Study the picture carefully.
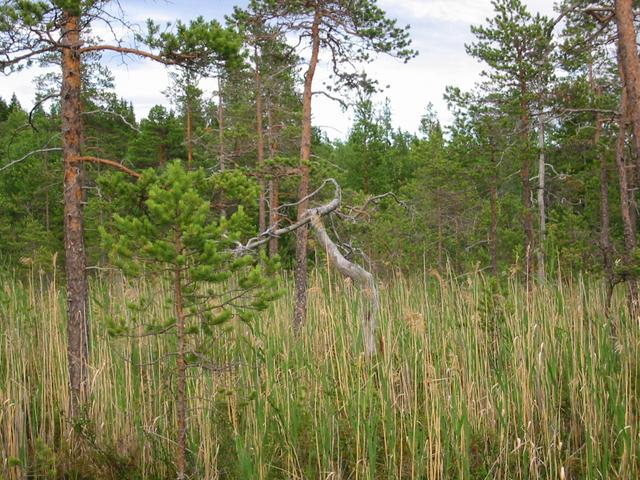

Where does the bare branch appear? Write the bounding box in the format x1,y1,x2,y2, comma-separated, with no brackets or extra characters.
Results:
312,90,348,108
28,93,59,131
234,178,341,253
0,148,62,172
78,45,180,65
82,109,140,132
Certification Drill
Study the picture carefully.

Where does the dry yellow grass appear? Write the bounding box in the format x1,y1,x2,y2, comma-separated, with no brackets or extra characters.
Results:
0,268,638,479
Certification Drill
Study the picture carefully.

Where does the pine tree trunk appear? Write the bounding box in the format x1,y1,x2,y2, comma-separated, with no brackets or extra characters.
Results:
294,9,322,330
591,69,615,314
615,24,640,317
267,101,280,257
174,244,187,480
537,116,546,282
61,11,90,415
614,87,640,316
255,46,266,235
218,77,225,173
490,146,499,276
519,95,534,286
186,101,193,170
616,0,640,165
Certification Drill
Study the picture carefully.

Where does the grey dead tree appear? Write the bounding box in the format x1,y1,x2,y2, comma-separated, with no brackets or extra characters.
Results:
235,178,381,357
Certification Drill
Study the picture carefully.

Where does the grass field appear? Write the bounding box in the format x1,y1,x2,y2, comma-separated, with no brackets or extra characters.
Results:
1,267,638,479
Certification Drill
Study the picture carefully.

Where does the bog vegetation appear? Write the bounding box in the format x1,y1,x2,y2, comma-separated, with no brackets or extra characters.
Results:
1,0,639,479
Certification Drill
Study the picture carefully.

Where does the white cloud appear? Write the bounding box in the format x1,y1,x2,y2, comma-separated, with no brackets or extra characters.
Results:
380,0,496,24
380,0,556,24
0,0,561,139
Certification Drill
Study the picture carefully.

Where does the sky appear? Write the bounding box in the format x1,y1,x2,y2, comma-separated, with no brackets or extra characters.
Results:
1,0,557,139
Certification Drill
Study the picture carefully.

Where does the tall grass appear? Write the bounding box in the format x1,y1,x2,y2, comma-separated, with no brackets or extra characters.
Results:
1,266,638,479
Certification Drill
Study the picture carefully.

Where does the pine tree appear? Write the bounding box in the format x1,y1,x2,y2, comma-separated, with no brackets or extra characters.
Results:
249,0,417,329
467,0,555,284
0,0,242,416
101,161,278,479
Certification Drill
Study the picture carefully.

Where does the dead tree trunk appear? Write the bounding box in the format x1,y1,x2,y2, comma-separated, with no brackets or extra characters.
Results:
294,8,322,330
519,91,535,287
309,214,379,356
537,116,546,282
62,11,90,415
266,100,280,257
237,179,379,356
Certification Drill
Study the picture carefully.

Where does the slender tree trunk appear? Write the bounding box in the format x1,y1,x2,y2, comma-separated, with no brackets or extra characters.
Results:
218,77,225,173
437,199,444,270
159,143,167,167
255,45,266,235
61,11,90,415
537,116,546,282
267,101,280,257
519,93,534,286
490,146,499,276
591,70,615,313
186,101,193,170
615,90,640,316
174,243,187,480
294,8,322,330
616,0,640,164
44,153,50,231
614,25,640,316
268,179,280,256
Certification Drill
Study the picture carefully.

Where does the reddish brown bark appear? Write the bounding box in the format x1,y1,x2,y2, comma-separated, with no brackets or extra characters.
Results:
159,143,167,167
293,7,322,330
615,0,640,164
61,12,90,414
614,5,640,316
614,92,640,315
255,45,267,235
